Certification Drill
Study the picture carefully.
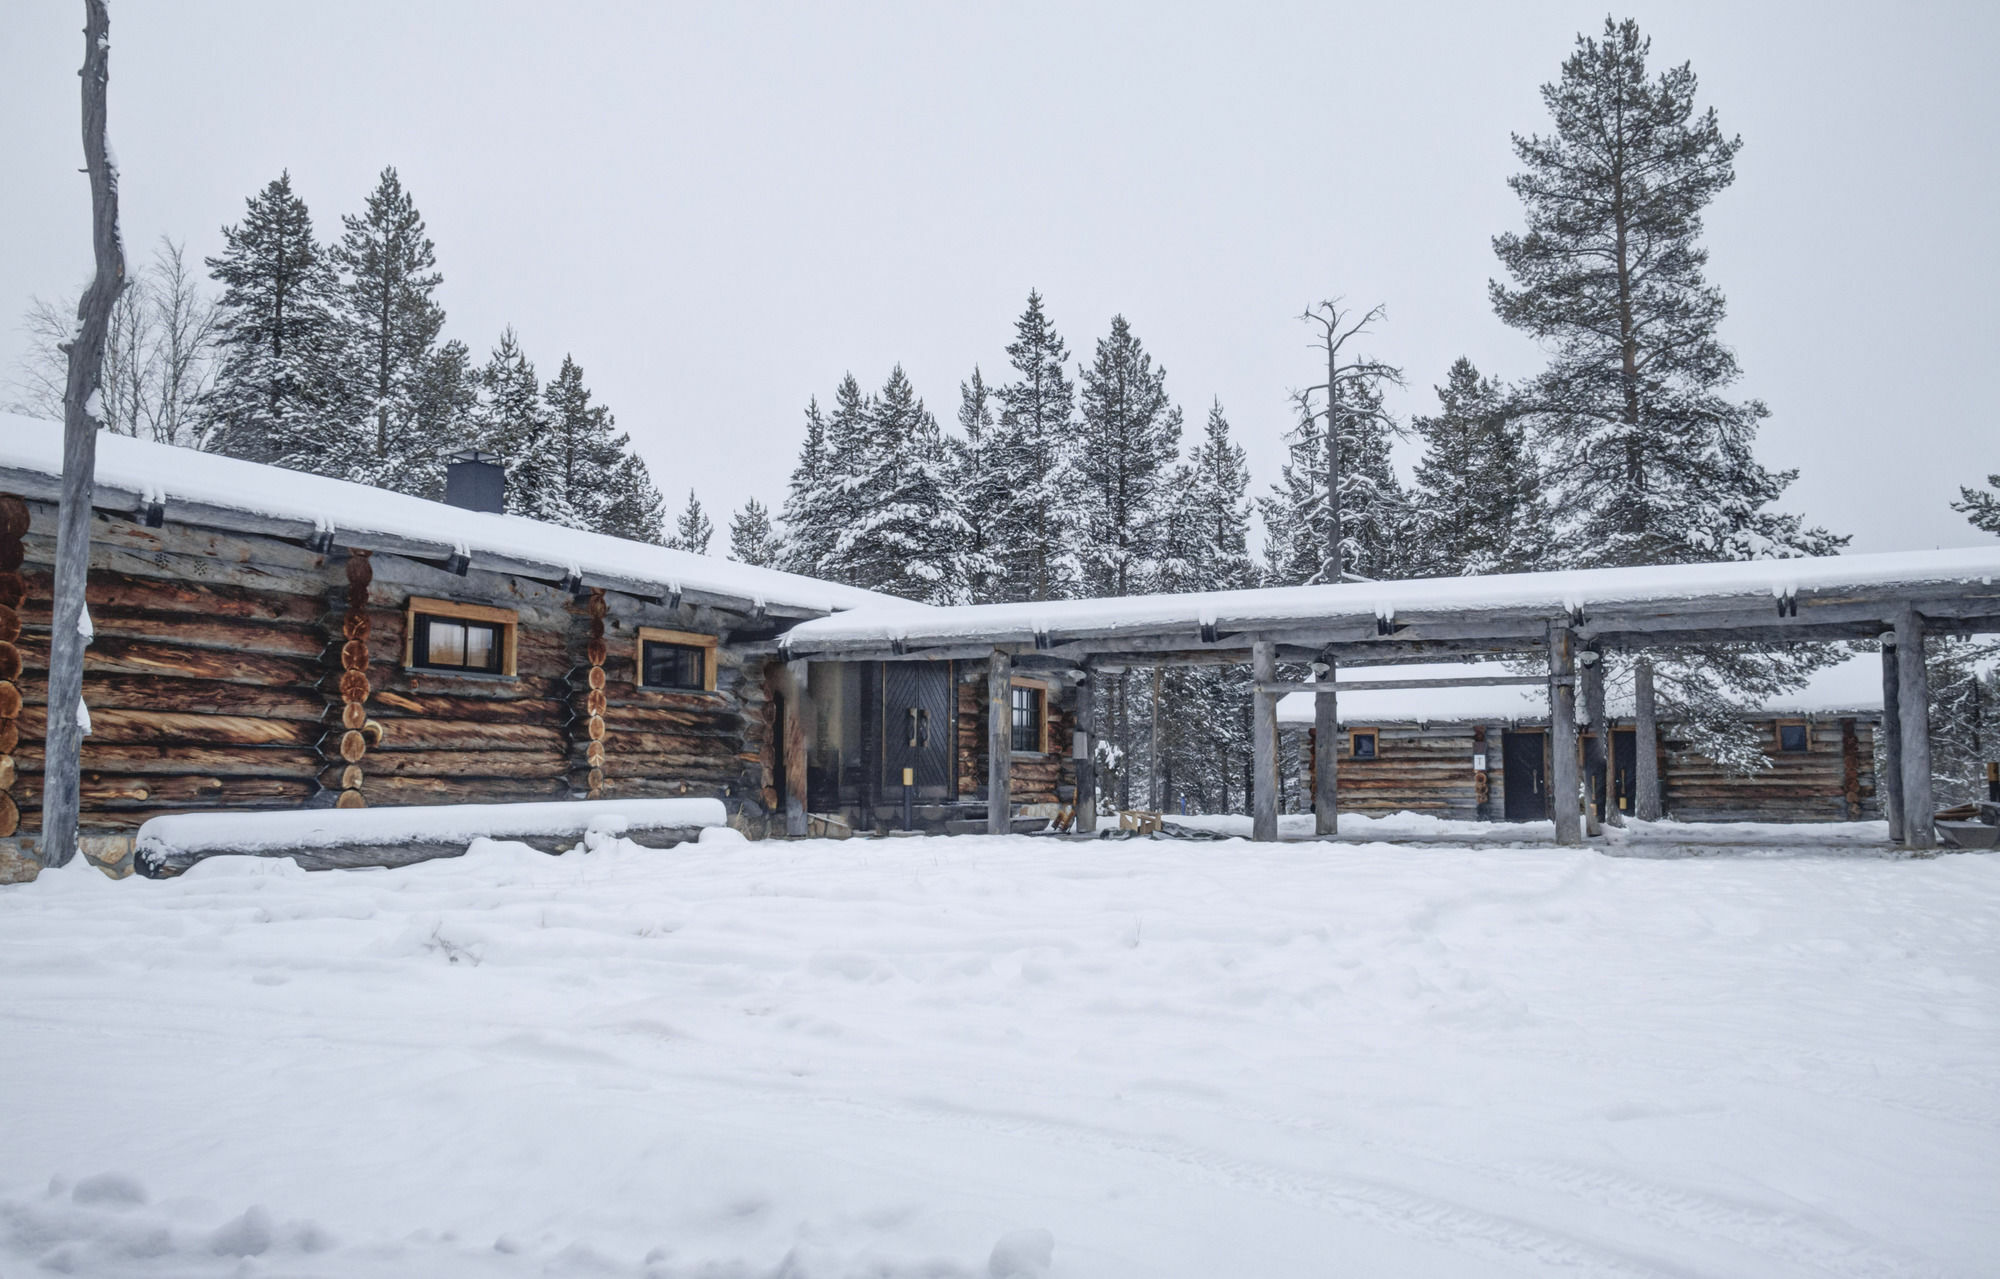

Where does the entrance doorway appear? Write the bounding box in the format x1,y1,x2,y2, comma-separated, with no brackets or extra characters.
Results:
1502,729,1547,820
882,661,955,801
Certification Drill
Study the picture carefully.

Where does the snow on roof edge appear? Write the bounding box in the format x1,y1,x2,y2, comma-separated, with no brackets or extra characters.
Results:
0,413,905,617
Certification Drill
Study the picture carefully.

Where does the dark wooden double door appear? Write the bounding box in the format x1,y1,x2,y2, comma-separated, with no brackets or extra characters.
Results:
882,661,955,801
1501,728,1636,821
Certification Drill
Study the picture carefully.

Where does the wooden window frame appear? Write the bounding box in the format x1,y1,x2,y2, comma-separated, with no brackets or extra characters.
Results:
403,596,518,677
1349,727,1379,760
636,627,719,693
1774,718,1811,754
1009,677,1050,755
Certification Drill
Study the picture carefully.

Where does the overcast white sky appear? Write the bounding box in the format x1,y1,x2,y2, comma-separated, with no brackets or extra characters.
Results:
4,2,1996,555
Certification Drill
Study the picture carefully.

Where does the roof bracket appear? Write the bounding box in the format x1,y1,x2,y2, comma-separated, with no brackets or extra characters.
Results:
445,550,470,577
1199,621,1219,644
1375,617,1405,637
890,636,908,656
144,498,166,529
1567,606,1588,629
561,569,585,598
1033,628,1052,651
667,585,684,612
305,525,335,554
1777,591,1799,618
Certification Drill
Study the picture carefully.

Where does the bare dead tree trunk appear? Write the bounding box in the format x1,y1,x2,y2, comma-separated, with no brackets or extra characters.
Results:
1299,301,1399,585
42,0,125,868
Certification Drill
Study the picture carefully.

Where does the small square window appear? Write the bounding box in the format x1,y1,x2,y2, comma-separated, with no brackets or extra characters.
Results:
1011,683,1046,753
641,640,705,690
1776,722,1809,753
635,627,718,692
1350,729,1378,760
407,599,514,675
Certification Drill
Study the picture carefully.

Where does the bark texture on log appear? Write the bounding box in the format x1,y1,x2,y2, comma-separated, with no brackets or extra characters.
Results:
1895,610,1934,850
987,650,1012,834
1547,624,1582,846
1313,667,1338,836
1251,641,1278,843
0,495,23,838
1879,640,1904,841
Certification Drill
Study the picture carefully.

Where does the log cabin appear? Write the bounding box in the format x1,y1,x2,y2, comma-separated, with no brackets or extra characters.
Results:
1277,657,1884,823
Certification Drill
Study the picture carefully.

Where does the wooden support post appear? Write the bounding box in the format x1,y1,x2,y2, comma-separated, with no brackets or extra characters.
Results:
1547,623,1582,846
1074,668,1097,834
1313,660,1338,837
1252,641,1278,842
1581,648,1607,836
781,659,811,838
987,649,1012,835
1633,654,1662,822
1895,610,1934,850
42,0,124,868
1879,637,1905,842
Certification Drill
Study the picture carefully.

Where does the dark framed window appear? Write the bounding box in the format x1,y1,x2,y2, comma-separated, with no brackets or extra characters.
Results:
635,627,718,692
1350,728,1379,760
1010,682,1045,753
1776,721,1810,753
641,640,705,690
404,597,517,676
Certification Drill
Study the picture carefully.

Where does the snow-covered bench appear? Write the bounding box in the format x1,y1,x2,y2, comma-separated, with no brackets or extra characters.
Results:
135,798,729,876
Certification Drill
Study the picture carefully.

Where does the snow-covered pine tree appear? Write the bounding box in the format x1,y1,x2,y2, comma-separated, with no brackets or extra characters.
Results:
777,398,833,576
1954,475,2000,535
536,354,631,530
824,366,967,602
403,339,478,500
990,291,1082,602
1076,315,1181,599
601,453,668,545
1492,18,1847,768
203,172,343,471
728,498,778,566
949,368,1008,602
1492,18,1840,568
669,490,713,555
1260,376,1412,585
330,167,446,491
472,328,550,515
1409,357,1547,576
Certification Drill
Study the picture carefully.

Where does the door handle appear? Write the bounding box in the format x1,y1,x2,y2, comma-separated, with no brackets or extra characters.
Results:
906,708,920,749
917,708,930,748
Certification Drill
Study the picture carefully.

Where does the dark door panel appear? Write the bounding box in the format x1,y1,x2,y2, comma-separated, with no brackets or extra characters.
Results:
1503,730,1547,821
883,662,954,799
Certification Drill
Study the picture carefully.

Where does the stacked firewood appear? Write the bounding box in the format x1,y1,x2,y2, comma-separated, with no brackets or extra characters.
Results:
0,495,24,837
331,551,382,809
579,588,608,799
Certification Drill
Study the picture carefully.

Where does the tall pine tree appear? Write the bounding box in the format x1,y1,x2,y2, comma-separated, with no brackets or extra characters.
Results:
990,291,1081,601
203,172,342,471
1076,314,1181,598
1409,357,1546,576
729,497,778,566
779,397,834,576
1261,376,1411,585
669,490,713,554
473,328,549,513
1954,475,2000,536
824,366,966,602
949,368,1008,602
331,167,446,489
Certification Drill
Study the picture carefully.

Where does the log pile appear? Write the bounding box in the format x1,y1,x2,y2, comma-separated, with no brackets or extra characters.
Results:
574,588,609,799
0,495,26,837
322,552,381,808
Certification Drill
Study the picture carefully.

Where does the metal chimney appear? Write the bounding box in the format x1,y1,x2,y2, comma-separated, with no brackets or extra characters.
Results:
444,449,505,514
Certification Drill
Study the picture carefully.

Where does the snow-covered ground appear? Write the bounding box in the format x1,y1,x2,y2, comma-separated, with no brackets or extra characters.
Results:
2,833,1994,1278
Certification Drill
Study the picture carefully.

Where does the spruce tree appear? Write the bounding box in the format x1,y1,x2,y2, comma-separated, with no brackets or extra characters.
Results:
1492,17,1840,567
204,172,342,471
779,397,834,576
824,366,967,601
472,328,549,516
1409,357,1546,576
402,339,478,499
331,167,445,489
949,368,1008,602
1260,377,1412,585
990,291,1081,601
602,452,668,545
669,490,713,554
536,354,630,529
1076,315,1181,598
1493,18,1846,767
729,497,778,566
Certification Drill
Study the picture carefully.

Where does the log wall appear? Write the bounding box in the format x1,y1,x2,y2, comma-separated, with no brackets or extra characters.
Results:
1663,717,1878,823
3,499,774,838
957,675,1075,804
1322,725,1483,819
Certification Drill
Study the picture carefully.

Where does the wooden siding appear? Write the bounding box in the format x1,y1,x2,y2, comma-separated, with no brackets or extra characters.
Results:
1323,725,1484,819
956,676,1075,804
1663,717,1877,823
4,498,775,837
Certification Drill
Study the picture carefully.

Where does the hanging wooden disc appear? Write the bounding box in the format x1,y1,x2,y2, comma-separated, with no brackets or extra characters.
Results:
586,767,604,791
338,764,363,790
0,756,15,790
338,670,369,702
0,643,19,683
342,611,371,640
362,719,385,745
584,740,604,767
0,541,21,572
338,730,366,763
345,553,373,588
586,638,608,666
0,681,20,719
0,793,17,839
341,640,369,672
0,721,16,755
585,689,607,716
586,591,608,620
0,572,25,609
0,605,19,643
586,664,606,690
586,714,605,741
335,788,366,809
342,702,368,730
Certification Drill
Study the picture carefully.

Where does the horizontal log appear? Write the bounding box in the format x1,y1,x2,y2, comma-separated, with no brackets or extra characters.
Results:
9,773,316,807
63,673,329,722
353,775,573,804
365,718,567,753
11,743,322,777
15,706,319,747
375,670,570,702
324,750,567,781
369,688,568,725
599,730,746,760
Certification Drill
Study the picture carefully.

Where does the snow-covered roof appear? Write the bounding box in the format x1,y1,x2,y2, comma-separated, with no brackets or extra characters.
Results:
0,413,901,618
1276,654,1886,727
779,546,2000,652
